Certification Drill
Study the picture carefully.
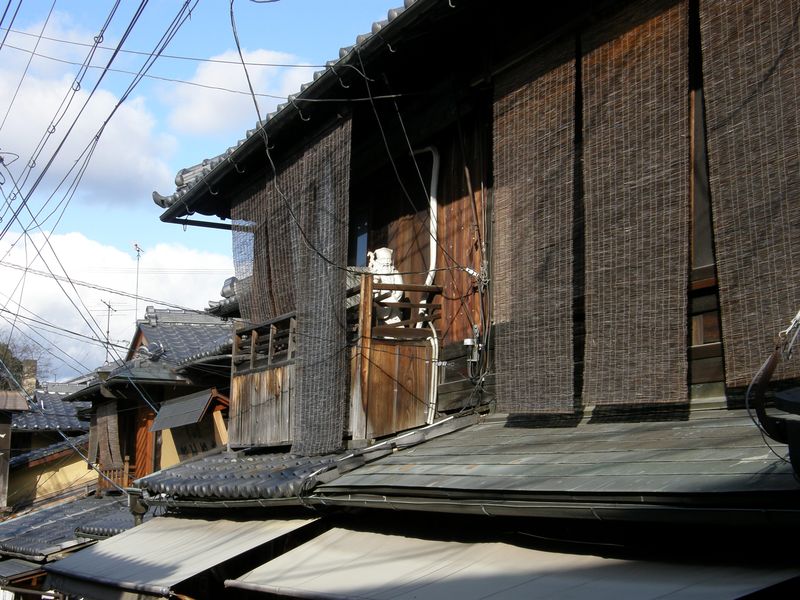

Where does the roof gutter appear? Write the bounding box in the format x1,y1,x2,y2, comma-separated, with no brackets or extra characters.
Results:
308,494,800,525
159,0,436,224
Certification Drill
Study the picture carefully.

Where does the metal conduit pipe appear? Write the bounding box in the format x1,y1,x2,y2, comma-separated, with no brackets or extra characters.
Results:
413,146,440,424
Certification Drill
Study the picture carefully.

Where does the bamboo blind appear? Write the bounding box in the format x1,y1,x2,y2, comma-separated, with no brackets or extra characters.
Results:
493,39,576,413
582,0,689,406
701,0,800,387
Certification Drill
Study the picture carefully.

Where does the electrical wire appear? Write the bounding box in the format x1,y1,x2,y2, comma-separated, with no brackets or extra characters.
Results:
0,0,57,133
0,260,206,312
0,0,20,51
0,355,129,495
0,25,323,67
0,0,201,416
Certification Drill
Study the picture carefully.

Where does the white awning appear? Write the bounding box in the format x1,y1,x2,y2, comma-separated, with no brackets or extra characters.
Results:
45,516,315,599
226,527,800,599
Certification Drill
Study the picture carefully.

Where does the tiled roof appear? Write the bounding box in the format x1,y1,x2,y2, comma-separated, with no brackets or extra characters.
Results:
9,434,89,470
137,450,339,503
206,276,241,319
74,511,152,539
137,416,475,507
153,0,428,214
135,308,233,366
0,496,132,562
177,331,233,367
11,390,90,432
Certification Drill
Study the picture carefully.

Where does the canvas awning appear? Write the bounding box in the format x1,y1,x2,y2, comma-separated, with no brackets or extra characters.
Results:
225,527,800,599
45,516,315,600
150,389,217,432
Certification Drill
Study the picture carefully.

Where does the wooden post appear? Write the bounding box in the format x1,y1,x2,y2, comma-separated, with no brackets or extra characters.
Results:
250,330,259,370
288,317,297,360
359,274,374,431
268,324,276,366
231,328,240,371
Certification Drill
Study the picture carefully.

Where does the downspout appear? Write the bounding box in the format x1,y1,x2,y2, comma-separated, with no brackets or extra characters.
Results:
413,147,440,424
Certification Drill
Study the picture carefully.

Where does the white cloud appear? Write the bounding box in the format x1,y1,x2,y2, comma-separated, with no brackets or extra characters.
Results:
165,49,313,135
0,14,177,209
0,230,233,381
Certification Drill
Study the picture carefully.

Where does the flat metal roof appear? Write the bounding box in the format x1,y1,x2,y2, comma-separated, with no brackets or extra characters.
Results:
226,526,800,599
45,516,316,599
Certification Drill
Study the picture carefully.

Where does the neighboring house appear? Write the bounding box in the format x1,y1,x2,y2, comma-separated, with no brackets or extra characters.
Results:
68,307,233,490
42,0,800,598
3,384,91,513
0,392,27,512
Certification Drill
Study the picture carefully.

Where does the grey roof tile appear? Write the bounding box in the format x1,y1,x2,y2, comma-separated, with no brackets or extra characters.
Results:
137,451,338,502
11,391,90,433
0,496,133,561
10,434,89,470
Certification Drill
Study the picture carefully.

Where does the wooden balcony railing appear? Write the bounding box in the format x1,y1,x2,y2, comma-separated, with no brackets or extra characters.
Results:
232,313,296,374
97,455,131,494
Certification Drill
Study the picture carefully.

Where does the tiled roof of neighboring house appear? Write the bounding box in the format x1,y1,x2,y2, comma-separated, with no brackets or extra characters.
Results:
153,0,430,217
137,450,339,505
177,331,234,368
0,495,133,562
134,307,234,366
11,389,90,432
9,434,89,470
74,511,152,539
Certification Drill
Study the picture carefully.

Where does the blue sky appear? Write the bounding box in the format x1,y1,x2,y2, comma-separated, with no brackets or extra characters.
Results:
0,0,400,379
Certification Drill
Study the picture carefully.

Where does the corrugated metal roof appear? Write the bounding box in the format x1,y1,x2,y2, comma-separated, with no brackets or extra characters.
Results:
45,516,316,598
225,526,800,599
316,409,800,519
0,558,42,584
149,389,214,432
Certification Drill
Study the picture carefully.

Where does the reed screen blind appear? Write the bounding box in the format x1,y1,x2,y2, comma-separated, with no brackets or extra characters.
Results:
493,40,576,414
700,0,800,387
231,119,352,454
582,0,689,406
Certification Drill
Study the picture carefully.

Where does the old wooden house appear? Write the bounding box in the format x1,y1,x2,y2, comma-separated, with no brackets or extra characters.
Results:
153,0,800,452
36,0,800,597
70,307,233,490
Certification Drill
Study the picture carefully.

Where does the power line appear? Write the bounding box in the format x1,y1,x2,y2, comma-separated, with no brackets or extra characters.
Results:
0,25,325,68
0,355,129,496
0,259,207,312
0,0,200,416
0,308,128,350
0,0,57,133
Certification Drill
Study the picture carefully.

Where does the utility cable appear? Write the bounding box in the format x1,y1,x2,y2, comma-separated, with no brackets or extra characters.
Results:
0,0,57,133
0,0,20,51
0,25,325,67
0,355,129,496
0,0,151,242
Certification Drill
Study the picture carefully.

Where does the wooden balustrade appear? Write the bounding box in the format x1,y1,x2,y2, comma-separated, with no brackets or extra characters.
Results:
97,456,131,494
